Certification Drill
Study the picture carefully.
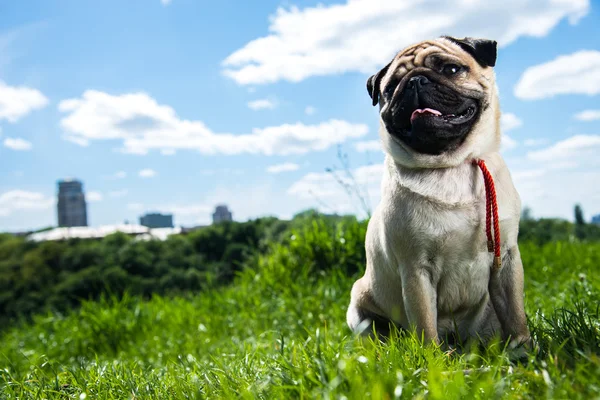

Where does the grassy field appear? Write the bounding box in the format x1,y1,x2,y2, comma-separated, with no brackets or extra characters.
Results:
1,220,600,399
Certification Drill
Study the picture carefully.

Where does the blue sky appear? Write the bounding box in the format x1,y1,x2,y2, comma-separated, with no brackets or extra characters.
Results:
1,0,599,231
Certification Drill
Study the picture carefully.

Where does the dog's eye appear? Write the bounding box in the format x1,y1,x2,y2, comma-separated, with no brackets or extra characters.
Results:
442,64,462,76
383,83,396,97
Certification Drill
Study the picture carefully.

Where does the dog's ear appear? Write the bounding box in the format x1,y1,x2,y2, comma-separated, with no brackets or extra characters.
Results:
443,36,497,68
367,61,392,106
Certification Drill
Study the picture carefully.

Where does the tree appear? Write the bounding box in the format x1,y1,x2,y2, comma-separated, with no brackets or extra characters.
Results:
521,206,533,221
574,204,585,225
574,204,586,240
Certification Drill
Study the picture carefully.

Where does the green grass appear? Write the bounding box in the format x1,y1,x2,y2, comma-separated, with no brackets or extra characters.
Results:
1,221,600,399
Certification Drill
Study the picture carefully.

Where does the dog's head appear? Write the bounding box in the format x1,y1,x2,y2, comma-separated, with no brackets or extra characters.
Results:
369,36,501,168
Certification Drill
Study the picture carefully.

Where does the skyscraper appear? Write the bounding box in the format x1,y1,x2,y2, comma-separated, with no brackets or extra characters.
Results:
212,205,233,224
140,212,174,228
57,179,88,227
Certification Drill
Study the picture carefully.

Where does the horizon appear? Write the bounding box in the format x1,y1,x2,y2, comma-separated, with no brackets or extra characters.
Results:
3,176,597,234
1,0,600,231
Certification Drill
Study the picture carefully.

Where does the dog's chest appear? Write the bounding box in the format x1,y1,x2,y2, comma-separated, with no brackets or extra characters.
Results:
393,191,487,264
399,194,492,311
383,163,492,309
384,160,486,252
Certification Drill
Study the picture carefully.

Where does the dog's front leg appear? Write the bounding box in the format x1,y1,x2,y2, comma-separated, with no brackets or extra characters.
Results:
488,245,531,348
401,267,439,344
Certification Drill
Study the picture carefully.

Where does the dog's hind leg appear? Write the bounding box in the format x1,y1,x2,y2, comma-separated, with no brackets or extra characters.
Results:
347,277,396,338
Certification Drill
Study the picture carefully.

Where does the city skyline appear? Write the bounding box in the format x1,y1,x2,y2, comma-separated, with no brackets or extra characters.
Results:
1,1,600,231
16,177,236,233
11,176,600,234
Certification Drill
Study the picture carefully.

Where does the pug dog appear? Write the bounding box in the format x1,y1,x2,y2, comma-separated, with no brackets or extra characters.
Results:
346,36,531,349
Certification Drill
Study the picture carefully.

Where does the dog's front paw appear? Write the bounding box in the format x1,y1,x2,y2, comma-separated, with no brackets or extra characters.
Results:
507,335,533,363
509,335,532,350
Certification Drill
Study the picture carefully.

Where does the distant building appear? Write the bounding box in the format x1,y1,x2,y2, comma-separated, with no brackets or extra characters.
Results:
212,205,232,224
140,213,174,228
27,224,182,242
592,214,600,225
57,179,88,227
181,225,208,234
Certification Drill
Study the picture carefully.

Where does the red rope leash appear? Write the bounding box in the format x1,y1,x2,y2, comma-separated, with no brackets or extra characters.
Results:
473,159,501,270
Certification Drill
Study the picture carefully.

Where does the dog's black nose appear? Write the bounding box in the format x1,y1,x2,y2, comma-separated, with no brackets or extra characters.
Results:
407,75,430,89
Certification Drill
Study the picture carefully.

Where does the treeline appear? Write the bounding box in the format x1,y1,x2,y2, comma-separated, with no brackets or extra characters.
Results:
0,215,288,328
519,219,600,244
0,210,353,328
1,210,599,329
519,204,600,244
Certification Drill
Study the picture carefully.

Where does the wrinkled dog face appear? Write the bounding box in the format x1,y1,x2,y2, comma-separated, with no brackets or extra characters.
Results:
369,37,501,168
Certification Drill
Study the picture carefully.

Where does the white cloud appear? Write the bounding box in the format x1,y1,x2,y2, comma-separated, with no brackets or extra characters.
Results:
288,163,384,217
3,137,32,151
247,98,277,110
63,134,89,147
222,0,589,85
499,113,527,151
139,168,157,178
574,109,600,121
501,134,518,151
505,134,600,219
58,90,368,155
288,151,599,222
87,191,103,202
501,113,523,132
524,138,548,147
0,190,54,217
527,134,600,163
0,80,48,122
514,50,600,100
354,140,381,153
510,165,600,221
512,168,546,181
286,141,600,222
267,162,300,173
305,106,316,116
161,148,176,155
160,0,172,5
109,189,129,198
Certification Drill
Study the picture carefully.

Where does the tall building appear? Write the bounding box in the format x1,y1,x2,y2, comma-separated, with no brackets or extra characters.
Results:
212,205,232,224
140,212,174,228
57,179,88,227
592,214,600,225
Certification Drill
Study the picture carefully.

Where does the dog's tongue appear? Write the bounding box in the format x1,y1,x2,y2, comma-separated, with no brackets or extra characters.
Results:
410,108,442,123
